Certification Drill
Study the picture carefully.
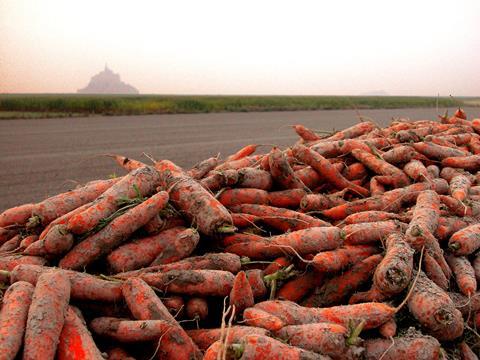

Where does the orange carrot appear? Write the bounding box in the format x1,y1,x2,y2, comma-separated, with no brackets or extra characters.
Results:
442,154,480,171
237,167,273,190
11,264,123,302
226,144,258,161
225,227,343,259
230,271,254,314
427,164,440,178
107,226,199,273
0,281,35,359
381,145,417,164
450,174,471,201
38,202,91,240
440,195,480,217
405,190,440,250
200,169,239,191
156,160,234,235
187,155,219,180
293,144,370,196
325,121,376,141
57,306,104,360
344,220,406,245
342,162,368,181
449,223,480,255
378,318,397,338
186,297,209,321
0,254,46,272
143,212,186,235
459,341,478,360
423,252,449,290
60,191,169,270
215,155,263,171
229,204,330,231
299,193,346,212
414,142,471,160
403,160,430,181
23,271,71,360
293,124,320,141
277,271,324,303
268,147,308,190
294,166,323,189
0,203,34,228
312,245,379,273
218,188,270,207
343,210,405,224
0,227,18,245
108,154,146,172
446,254,476,296
246,269,268,299
67,166,160,234
268,189,306,208
263,257,292,275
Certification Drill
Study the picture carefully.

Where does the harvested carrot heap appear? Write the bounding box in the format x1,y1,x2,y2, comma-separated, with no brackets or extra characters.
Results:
2,108,480,359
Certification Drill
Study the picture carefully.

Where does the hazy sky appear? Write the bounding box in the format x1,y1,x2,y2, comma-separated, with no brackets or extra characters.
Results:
1,0,479,95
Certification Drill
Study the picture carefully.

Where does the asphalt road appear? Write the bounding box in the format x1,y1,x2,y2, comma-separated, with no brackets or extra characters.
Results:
1,107,478,210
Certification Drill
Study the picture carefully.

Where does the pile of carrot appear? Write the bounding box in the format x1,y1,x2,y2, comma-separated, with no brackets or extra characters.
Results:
2,108,480,359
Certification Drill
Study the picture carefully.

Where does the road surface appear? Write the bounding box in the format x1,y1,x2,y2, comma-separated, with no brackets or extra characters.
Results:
1,107,478,210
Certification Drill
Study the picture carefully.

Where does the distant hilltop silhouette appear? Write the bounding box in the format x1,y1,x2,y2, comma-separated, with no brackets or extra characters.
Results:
77,65,139,94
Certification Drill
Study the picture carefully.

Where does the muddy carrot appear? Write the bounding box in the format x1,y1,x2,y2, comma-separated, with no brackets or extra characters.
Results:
230,271,254,314
0,234,21,252
446,254,477,297
343,211,405,224
0,255,46,272
294,166,323,189
107,226,199,273
423,252,449,290
403,160,430,181
442,154,480,171
405,190,440,249
200,169,239,192
293,124,321,141
277,271,324,303
0,281,35,360
23,271,71,360
187,155,219,180
0,203,34,228
67,166,160,234
312,245,379,273
449,223,480,255
186,298,209,321
215,155,263,171
413,141,470,160
268,189,306,208
299,193,346,212
344,220,406,245
0,227,18,245
143,212,186,235
381,145,417,164
60,191,169,270
38,202,91,240
24,224,74,257
186,327,269,351
218,188,270,207
325,121,376,141
108,154,145,172
269,147,308,190
378,318,397,338
427,164,440,178
226,144,258,161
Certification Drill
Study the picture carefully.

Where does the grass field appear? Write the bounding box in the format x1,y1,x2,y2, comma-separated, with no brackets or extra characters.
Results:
0,94,476,119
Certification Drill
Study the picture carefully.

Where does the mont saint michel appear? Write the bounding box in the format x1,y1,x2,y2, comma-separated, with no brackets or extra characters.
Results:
77,65,139,94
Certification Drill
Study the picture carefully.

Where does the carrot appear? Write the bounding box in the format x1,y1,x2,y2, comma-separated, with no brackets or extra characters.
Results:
293,144,370,196
186,297,209,321
0,203,34,228
11,264,123,302
23,271,71,360
187,155,219,180
344,220,406,245
107,226,199,273
364,331,440,360
38,202,92,240
218,188,270,207
268,189,306,208
156,160,234,235
277,271,324,303
351,148,410,188
67,166,160,234
446,254,477,296
343,211,405,224
405,190,440,250
252,300,395,330
304,254,383,307
403,160,430,181
200,169,239,191
237,167,273,190
450,174,471,201
90,317,199,360
186,326,268,351
413,141,470,159
423,252,449,290
407,271,464,341
381,145,417,164
162,296,185,318
113,253,241,279
310,138,373,158
427,164,440,178
0,234,21,252
455,108,467,120
325,121,376,141
122,277,202,358
275,323,362,360
220,232,264,247
269,146,309,191
19,234,38,250
106,347,136,360
299,193,346,212
0,227,18,245
369,177,386,196
108,154,145,172
241,308,285,331
449,223,480,255
225,227,343,259
322,196,395,221
246,269,268,299
226,144,258,161
229,204,331,231
230,271,255,314
469,136,480,154
0,281,35,360
378,318,397,338
294,166,323,189
0,254,46,272
24,224,74,257
442,154,480,171
57,306,104,360
143,212,186,235
140,269,235,297
60,191,169,270
342,162,368,181
215,155,263,171
293,124,320,141
311,245,379,273
459,341,478,360
263,257,292,276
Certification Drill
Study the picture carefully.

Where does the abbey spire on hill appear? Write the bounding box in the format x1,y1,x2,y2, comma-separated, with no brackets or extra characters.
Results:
77,65,139,94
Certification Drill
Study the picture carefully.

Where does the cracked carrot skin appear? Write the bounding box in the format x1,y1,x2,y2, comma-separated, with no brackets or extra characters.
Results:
253,300,395,330
275,323,362,360
186,326,269,351
140,269,235,297
67,166,161,234
107,226,199,273
446,254,477,297
60,191,169,270
23,271,71,360
229,204,331,232
218,188,270,207
305,254,383,307
311,245,379,273
0,281,35,360
0,203,34,228
31,178,119,226
407,271,464,341
57,306,104,360
269,147,308,190
11,264,123,302
293,144,370,197
156,160,234,236
90,317,201,360
122,277,202,359
225,227,343,259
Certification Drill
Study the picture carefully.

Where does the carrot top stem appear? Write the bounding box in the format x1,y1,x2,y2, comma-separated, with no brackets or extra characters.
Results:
346,319,366,346
216,225,237,234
